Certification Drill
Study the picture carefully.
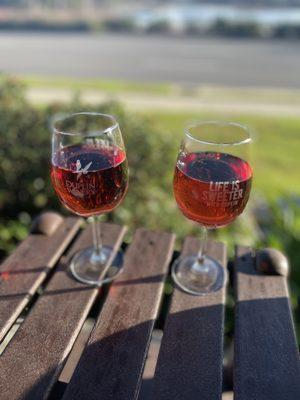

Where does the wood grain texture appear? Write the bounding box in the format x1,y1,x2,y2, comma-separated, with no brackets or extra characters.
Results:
153,238,227,400
0,222,126,400
63,228,175,400
234,246,300,400
0,217,81,341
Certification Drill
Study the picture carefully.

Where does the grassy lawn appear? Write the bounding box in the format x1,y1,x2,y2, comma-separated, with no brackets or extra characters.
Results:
14,74,300,105
142,110,300,200
12,74,300,199
19,75,174,96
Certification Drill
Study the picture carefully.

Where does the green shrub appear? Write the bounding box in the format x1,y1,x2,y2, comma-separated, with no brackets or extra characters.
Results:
146,20,171,34
210,19,261,38
0,76,187,256
273,24,300,39
104,18,136,33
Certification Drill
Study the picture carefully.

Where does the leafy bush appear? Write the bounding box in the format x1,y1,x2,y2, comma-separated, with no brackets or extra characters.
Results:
257,198,300,342
210,19,261,38
273,24,300,39
0,20,91,32
104,18,136,33
146,20,171,34
0,76,187,257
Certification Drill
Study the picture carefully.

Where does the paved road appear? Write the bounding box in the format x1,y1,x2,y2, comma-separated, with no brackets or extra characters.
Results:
0,32,299,88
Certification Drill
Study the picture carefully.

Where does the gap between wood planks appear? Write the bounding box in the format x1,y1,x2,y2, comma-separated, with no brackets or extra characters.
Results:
48,241,232,400
47,244,180,400
0,231,233,400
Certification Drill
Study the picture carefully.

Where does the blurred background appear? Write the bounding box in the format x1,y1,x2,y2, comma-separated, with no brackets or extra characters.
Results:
0,0,299,346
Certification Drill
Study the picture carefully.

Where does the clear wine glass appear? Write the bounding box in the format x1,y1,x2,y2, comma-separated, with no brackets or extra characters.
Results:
172,121,252,295
51,112,128,286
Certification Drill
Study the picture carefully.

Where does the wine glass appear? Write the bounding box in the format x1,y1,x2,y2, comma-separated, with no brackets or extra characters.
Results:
51,112,128,286
172,121,252,295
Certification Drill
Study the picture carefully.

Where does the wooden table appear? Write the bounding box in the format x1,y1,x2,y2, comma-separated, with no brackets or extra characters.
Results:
0,212,299,400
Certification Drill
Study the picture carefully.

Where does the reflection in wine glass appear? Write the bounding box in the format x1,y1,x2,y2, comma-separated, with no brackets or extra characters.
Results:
51,112,128,286
173,121,252,295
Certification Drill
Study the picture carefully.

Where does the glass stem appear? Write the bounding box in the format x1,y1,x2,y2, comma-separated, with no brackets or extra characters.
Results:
197,226,208,264
91,216,103,263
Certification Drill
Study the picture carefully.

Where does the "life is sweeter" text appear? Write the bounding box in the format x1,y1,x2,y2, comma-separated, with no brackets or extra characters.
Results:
202,181,243,208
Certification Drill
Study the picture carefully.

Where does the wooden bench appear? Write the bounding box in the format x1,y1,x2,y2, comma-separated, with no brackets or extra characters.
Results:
0,212,299,400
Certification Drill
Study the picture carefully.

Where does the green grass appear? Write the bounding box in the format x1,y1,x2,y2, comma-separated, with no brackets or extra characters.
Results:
18,75,300,104
142,110,300,200
11,74,300,199
19,75,174,96
189,86,300,104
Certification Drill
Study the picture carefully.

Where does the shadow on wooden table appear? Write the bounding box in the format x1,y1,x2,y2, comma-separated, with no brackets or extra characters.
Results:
15,247,300,400
17,295,300,400
19,304,225,400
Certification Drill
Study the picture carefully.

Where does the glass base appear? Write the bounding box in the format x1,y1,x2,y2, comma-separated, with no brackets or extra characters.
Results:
172,255,225,295
70,245,124,286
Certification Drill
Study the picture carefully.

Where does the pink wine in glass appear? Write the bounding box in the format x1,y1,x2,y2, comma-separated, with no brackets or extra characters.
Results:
174,151,253,227
51,144,128,217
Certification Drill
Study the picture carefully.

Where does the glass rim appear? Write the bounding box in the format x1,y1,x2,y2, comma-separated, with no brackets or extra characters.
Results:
185,120,252,146
52,111,119,136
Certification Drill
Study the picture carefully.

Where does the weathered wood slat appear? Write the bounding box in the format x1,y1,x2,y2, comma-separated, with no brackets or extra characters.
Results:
234,246,300,400
153,238,227,400
0,216,81,342
63,228,175,400
0,222,126,400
